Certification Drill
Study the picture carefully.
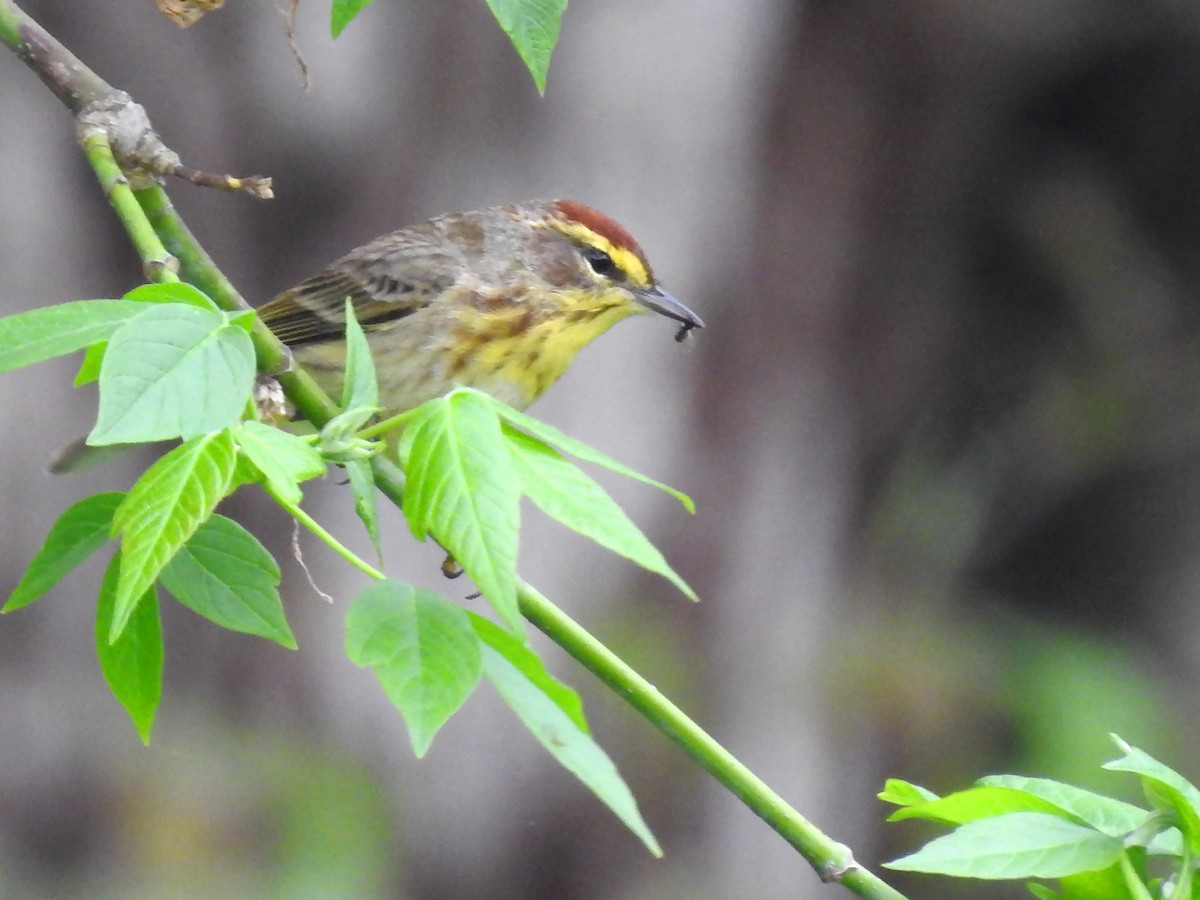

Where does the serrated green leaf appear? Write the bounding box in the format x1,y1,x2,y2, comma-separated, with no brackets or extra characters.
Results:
484,0,566,94
89,304,256,445
879,778,940,807
345,581,482,757
345,458,382,562
886,813,1123,879
330,0,375,36
342,298,378,410
979,776,1152,837
110,431,236,642
468,611,587,733
482,643,660,855
1104,736,1200,853
0,300,147,374
235,420,326,506
481,390,694,512
74,340,107,386
889,786,1074,826
4,492,124,612
159,514,295,648
403,392,521,634
124,282,218,310
505,425,696,600
96,551,163,745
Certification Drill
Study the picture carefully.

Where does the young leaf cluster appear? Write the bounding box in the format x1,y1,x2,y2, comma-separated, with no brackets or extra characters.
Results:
883,734,1200,899
1,283,693,852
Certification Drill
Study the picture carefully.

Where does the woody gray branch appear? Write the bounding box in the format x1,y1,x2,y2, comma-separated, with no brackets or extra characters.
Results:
1,0,272,199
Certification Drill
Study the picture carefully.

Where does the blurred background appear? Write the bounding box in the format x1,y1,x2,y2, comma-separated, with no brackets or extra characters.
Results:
3,1,1200,897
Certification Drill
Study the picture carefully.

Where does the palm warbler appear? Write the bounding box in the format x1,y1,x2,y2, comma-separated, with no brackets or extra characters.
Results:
257,199,704,416
50,200,700,473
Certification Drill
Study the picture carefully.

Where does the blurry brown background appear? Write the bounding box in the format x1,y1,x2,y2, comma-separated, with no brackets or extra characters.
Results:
4,1,1200,898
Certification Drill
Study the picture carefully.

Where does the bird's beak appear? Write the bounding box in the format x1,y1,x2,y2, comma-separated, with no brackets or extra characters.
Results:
634,285,705,330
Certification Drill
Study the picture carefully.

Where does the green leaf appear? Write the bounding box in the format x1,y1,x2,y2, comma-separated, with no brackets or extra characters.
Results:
88,303,256,445
235,420,326,506
227,309,257,333
1057,852,1150,900
979,776,1152,838
96,551,163,744
483,390,694,512
0,299,147,374
878,778,940,807
124,282,218,310
330,0,375,36
888,786,1076,826
74,340,107,386
482,643,661,856
159,514,295,649
344,458,382,562
468,612,587,733
505,425,696,600
341,298,378,411
484,0,566,94
1103,736,1200,853
345,581,482,757
110,431,236,642
1027,885,1061,900
4,492,124,612
886,813,1123,879
402,391,522,634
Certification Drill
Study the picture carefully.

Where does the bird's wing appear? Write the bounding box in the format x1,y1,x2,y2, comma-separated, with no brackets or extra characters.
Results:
257,231,460,348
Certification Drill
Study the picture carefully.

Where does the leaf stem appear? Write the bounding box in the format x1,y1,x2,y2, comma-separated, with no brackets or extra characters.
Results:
356,408,421,441
1120,850,1155,900
272,492,385,582
517,581,909,900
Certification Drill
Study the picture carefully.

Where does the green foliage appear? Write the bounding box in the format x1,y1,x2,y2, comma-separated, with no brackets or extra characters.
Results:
400,389,523,632
0,299,146,373
234,420,326,506
159,514,295,648
109,430,237,641
884,736,1200,897
329,0,565,94
346,581,481,756
483,0,567,94
329,0,375,37
481,631,662,855
95,551,162,744
88,302,255,445
1,283,695,852
3,491,123,612
505,425,696,599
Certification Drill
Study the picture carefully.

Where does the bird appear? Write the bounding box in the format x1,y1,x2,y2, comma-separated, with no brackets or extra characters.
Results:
49,200,701,473
255,199,704,417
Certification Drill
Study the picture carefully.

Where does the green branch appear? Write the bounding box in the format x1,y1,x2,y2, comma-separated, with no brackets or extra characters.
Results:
516,582,908,899
0,0,113,112
79,133,179,283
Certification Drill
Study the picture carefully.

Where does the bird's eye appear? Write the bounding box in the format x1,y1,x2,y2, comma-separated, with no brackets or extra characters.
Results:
582,246,619,278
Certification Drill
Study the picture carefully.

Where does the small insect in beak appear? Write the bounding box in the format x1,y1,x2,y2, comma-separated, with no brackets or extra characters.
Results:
675,321,698,343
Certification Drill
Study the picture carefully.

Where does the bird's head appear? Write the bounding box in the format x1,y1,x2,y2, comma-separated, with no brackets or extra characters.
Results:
519,199,704,343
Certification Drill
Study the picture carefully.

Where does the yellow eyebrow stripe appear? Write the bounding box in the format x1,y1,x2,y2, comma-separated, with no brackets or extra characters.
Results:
548,220,653,288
